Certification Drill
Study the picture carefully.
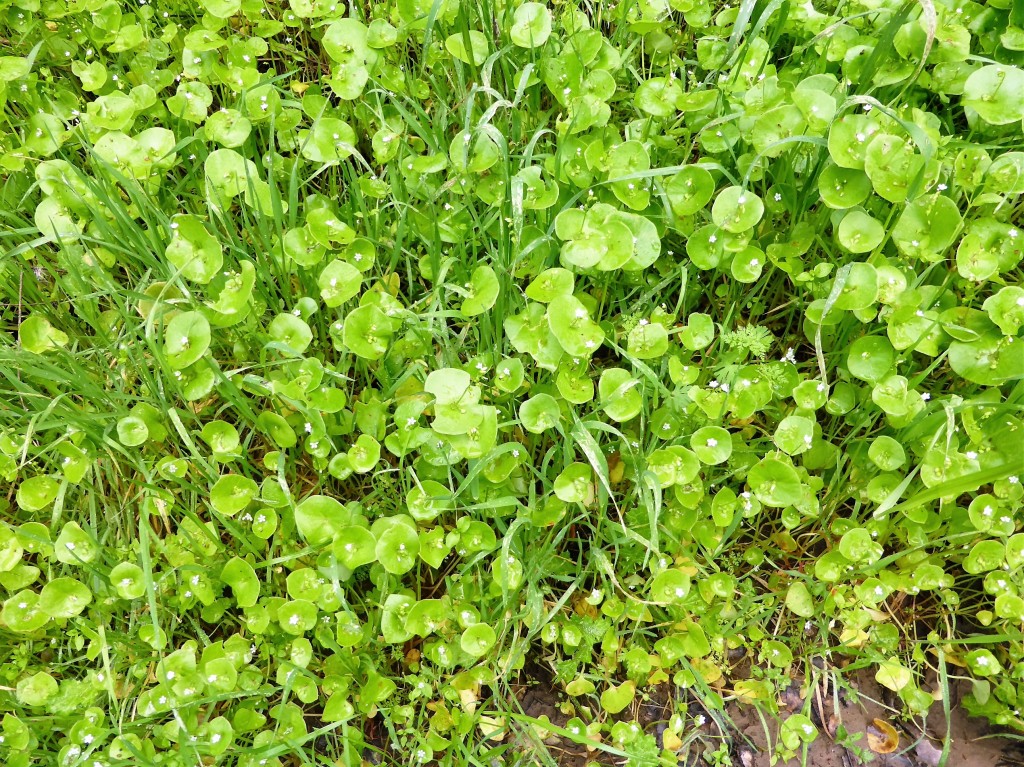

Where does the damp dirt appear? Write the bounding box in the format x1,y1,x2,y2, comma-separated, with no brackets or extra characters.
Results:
726,669,1017,767
508,664,1021,767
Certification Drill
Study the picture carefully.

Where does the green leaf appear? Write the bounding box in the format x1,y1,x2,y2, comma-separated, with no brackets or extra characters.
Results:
210,474,258,517
38,577,92,618
220,557,260,607
164,311,211,370
16,672,58,707
747,457,803,507
785,582,815,618
600,680,635,715
165,215,223,283
18,315,69,354
712,187,764,233
963,65,1024,125
519,393,561,433
332,526,378,569
460,623,496,657
294,495,351,546
510,2,552,48
17,476,59,512
461,265,500,316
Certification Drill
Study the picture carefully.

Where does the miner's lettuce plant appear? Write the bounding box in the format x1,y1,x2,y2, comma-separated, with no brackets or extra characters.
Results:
0,0,1023,765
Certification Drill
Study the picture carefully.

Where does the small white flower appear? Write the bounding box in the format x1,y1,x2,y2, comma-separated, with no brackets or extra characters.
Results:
706,438,718,448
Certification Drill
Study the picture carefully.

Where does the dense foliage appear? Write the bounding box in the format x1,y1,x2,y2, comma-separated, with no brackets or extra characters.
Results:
1,0,1023,764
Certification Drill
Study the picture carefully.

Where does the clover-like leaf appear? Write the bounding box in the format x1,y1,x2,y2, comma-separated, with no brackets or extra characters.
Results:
599,368,642,422
547,294,604,357
333,526,377,569
650,569,691,604
17,475,59,512
963,65,1024,125
519,393,561,433
210,474,258,517
461,623,496,657
375,516,419,575
38,577,92,618
343,305,393,360
747,456,802,507
712,187,764,233
294,495,351,546
16,672,58,707
837,210,884,254
553,463,595,504
666,165,715,216
19,315,69,354
461,265,500,316
510,2,552,48
164,311,211,370
690,426,733,464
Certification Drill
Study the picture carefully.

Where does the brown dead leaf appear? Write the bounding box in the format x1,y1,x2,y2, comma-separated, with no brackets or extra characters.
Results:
607,452,624,484
825,713,839,739
779,681,804,712
573,596,599,619
867,718,900,754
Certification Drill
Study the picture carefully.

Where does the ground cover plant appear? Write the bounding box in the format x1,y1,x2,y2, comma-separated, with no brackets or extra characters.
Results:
0,0,1023,764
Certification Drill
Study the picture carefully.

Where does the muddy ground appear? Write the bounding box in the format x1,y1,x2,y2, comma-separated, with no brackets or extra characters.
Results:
512,665,1023,767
